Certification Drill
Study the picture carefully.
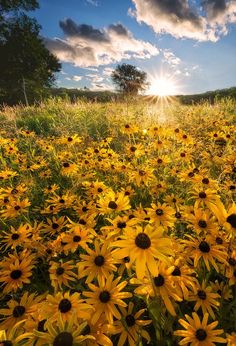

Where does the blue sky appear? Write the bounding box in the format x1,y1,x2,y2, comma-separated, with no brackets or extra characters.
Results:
32,0,236,94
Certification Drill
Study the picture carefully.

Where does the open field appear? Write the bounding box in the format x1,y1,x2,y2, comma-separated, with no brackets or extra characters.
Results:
0,98,236,345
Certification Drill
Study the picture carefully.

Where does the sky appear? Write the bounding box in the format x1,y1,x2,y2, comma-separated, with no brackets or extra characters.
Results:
31,0,236,94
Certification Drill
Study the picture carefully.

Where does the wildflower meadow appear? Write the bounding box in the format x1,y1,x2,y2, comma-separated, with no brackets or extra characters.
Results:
0,98,236,346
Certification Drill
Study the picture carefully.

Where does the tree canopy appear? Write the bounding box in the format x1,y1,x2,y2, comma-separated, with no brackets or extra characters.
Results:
111,64,148,95
0,0,61,105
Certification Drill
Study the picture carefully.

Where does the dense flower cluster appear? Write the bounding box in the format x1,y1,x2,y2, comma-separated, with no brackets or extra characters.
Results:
0,105,235,345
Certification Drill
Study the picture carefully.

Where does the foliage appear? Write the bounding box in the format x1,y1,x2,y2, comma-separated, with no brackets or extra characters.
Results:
0,1,61,105
111,63,148,95
0,0,39,13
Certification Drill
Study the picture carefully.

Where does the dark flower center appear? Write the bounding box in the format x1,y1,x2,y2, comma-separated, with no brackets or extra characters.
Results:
154,274,165,287
81,324,91,335
172,267,181,276
117,221,127,229
108,201,118,209
156,208,164,216
1,341,13,346
73,235,81,242
38,319,47,332
79,219,86,225
125,314,136,327
97,187,103,192
135,233,151,249
94,255,105,267
228,258,236,266
68,137,73,142
99,290,111,303
199,192,207,199
52,223,59,229
229,185,236,190
59,199,65,204
175,212,181,219
188,172,194,177
157,159,163,164
202,178,209,184
198,220,207,228
63,162,70,168
14,205,21,210
199,241,210,253
10,269,22,280
197,290,207,300
124,256,130,263
130,146,136,152
11,233,20,240
216,237,223,244
226,214,236,229
56,267,65,276
58,299,72,313
139,170,145,176
53,332,73,346
13,305,26,317
195,329,207,341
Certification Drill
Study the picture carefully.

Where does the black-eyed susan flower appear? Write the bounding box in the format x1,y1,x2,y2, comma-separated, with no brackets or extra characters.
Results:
0,223,31,250
97,190,131,214
188,281,220,319
49,260,77,291
78,240,117,285
182,235,227,271
0,292,44,330
35,315,94,346
110,301,151,346
0,252,35,293
113,224,173,279
83,275,132,324
146,203,175,228
42,291,92,323
174,312,226,345
131,261,182,316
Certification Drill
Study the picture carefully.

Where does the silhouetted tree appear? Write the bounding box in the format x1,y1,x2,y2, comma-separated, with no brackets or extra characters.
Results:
111,64,148,95
0,0,61,105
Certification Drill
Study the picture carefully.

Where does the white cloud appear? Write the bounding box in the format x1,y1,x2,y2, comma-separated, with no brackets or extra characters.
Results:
45,20,159,68
130,0,236,41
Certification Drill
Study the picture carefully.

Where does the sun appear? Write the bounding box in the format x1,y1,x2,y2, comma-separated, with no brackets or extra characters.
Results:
148,76,178,97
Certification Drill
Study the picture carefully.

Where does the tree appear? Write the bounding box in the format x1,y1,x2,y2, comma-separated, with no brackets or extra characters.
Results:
0,1,61,105
111,64,148,95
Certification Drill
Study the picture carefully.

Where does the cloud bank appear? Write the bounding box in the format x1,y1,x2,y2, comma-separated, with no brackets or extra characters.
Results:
130,0,236,41
45,19,159,67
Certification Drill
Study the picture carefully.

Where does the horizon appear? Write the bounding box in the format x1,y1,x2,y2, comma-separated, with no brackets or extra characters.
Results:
31,0,236,95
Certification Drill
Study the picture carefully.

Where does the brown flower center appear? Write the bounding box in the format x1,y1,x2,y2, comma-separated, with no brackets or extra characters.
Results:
154,274,165,287
53,332,73,346
198,220,207,228
10,270,22,280
226,214,236,229
99,290,110,303
58,299,72,313
156,208,164,216
135,233,151,249
94,255,105,267
13,305,26,317
108,201,118,210
195,329,207,341
125,314,136,327
199,241,210,253
197,290,207,300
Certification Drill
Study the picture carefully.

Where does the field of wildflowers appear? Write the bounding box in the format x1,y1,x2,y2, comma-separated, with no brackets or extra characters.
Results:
0,98,235,346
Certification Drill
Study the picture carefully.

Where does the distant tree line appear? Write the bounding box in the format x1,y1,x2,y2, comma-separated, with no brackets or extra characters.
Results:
179,87,236,105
